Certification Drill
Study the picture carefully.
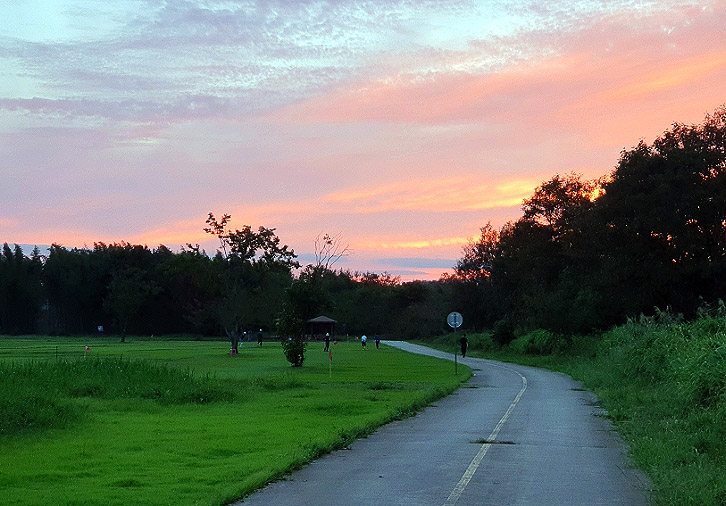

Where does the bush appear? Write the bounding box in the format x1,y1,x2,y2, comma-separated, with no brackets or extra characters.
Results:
492,319,515,346
466,333,496,352
425,332,495,353
280,336,307,367
509,329,570,355
276,303,307,367
677,340,726,406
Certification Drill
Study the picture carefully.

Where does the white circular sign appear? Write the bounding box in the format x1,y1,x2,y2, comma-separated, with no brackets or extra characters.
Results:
447,311,463,328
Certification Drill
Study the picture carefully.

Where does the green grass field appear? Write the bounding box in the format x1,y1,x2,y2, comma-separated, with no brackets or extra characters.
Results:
0,337,470,506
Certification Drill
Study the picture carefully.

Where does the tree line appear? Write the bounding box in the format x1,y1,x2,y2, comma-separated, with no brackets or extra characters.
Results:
2,108,724,339
0,218,454,340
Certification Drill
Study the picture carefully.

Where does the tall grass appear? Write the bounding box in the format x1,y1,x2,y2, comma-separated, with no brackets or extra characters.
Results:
600,313,726,403
587,313,726,506
0,357,234,436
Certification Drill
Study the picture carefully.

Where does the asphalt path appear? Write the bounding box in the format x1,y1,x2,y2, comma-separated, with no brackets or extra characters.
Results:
236,341,651,506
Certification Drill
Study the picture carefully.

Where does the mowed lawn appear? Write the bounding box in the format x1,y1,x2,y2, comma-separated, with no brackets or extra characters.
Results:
0,337,469,506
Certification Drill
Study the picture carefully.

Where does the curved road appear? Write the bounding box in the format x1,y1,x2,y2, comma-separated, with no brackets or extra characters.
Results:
237,341,651,505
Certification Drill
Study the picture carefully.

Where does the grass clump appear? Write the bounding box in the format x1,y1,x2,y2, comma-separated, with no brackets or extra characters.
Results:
0,389,79,436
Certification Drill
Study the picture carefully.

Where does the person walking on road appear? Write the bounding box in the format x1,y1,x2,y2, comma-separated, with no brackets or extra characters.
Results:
459,335,468,358
361,334,367,349
324,333,330,352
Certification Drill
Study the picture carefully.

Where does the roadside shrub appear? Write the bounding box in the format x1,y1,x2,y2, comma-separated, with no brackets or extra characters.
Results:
690,313,726,335
599,313,726,407
696,298,726,320
509,329,570,355
426,332,495,353
599,319,675,383
671,328,726,407
492,319,515,346
678,342,726,406
466,333,496,352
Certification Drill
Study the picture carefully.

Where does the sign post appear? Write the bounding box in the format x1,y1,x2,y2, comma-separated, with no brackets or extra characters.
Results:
447,312,463,375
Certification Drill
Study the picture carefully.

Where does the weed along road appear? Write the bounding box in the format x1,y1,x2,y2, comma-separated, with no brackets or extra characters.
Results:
237,342,650,506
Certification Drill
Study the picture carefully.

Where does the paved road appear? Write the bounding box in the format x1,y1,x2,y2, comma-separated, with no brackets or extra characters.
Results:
237,341,651,506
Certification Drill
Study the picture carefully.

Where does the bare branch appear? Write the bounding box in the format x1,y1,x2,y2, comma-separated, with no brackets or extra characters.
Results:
314,232,351,270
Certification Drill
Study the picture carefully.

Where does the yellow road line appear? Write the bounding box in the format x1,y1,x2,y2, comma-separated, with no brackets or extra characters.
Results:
443,364,528,506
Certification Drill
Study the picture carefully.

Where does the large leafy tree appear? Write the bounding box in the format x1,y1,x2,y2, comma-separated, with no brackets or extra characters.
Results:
454,223,499,282
203,212,298,340
595,106,726,318
442,223,504,331
466,108,726,332
494,174,604,332
104,267,159,342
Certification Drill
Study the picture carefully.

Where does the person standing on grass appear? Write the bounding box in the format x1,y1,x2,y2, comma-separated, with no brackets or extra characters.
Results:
324,333,330,352
459,335,468,358
258,329,263,346
361,334,367,349
375,333,380,349
230,329,239,354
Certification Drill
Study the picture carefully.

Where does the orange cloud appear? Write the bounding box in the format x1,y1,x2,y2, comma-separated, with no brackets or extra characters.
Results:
105,173,533,263
324,174,539,214
129,218,211,247
9,228,106,248
358,236,469,250
604,51,726,100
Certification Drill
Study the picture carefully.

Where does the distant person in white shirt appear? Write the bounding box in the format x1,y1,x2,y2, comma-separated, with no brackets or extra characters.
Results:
361,334,367,349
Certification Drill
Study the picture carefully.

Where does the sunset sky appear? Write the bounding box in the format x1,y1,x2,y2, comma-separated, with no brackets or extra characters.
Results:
2,0,725,279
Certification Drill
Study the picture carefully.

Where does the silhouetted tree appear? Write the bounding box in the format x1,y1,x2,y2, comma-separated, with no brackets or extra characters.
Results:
0,244,44,334
203,212,298,342
104,267,159,342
